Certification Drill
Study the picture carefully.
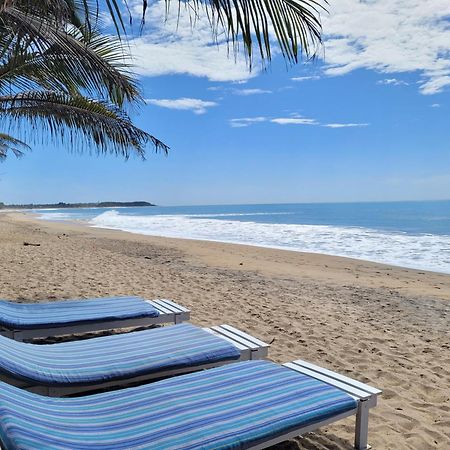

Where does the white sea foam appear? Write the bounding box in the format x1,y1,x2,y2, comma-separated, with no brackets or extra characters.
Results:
36,212,76,221
181,212,293,217
88,210,450,273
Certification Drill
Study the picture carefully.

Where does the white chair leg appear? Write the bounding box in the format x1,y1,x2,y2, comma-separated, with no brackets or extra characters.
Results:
355,400,370,450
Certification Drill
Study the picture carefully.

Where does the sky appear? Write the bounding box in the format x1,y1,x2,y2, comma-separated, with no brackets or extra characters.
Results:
1,0,450,206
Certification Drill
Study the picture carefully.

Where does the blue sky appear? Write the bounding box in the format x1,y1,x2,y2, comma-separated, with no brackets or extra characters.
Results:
1,0,450,205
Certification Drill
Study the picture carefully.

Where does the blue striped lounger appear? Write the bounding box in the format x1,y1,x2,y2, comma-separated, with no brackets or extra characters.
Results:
0,323,271,396
0,360,381,450
0,297,190,341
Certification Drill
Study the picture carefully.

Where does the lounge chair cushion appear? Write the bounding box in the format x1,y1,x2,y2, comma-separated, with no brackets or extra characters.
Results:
0,296,160,329
0,323,241,385
0,360,357,450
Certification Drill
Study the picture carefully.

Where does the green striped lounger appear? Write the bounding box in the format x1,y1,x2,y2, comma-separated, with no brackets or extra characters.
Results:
0,360,381,450
0,297,190,341
0,323,269,396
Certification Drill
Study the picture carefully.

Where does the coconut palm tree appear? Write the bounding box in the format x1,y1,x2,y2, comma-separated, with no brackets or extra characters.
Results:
0,0,324,160
0,0,169,159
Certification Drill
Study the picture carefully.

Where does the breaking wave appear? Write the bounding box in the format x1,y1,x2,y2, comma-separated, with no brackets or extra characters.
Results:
88,210,450,273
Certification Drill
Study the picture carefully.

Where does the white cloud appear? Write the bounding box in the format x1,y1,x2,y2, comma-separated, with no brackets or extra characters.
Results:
127,0,450,95
126,0,450,96
233,88,272,96
229,117,268,128
146,98,217,114
271,117,318,125
322,0,450,94
421,76,450,95
431,103,441,108
323,123,369,128
291,76,320,82
230,115,368,128
207,86,272,95
128,0,256,82
377,78,409,86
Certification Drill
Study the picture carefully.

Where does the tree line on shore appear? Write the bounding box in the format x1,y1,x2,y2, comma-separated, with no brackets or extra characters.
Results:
0,201,154,209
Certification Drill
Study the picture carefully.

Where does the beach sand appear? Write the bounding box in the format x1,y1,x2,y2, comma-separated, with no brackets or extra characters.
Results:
0,212,449,449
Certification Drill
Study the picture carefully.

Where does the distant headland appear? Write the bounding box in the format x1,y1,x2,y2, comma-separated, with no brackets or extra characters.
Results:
0,201,155,209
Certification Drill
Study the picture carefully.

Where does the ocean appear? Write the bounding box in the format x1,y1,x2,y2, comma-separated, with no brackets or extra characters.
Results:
35,200,450,274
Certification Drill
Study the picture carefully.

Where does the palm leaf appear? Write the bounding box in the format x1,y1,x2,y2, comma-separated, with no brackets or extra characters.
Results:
0,29,140,106
0,91,168,158
1,1,125,35
0,132,30,159
0,6,139,105
156,0,326,65
5,0,325,65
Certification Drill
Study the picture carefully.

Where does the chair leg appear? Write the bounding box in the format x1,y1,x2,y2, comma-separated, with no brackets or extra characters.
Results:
355,400,370,450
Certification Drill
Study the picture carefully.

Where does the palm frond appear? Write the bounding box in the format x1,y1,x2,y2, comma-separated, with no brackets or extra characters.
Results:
5,0,324,66
0,91,168,158
0,1,125,35
161,0,327,65
0,6,139,105
0,132,30,160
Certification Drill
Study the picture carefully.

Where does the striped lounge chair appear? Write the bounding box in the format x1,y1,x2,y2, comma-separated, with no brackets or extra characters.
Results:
0,296,190,341
0,323,269,396
0,359,381,450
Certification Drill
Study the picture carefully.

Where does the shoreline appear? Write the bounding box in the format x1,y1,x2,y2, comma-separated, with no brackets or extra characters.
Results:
29,206,450,276
0,212,449,449
17,211,450,301
92,226,450,276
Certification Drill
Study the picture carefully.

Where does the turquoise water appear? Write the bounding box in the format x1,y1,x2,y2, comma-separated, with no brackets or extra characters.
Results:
36,200,450,273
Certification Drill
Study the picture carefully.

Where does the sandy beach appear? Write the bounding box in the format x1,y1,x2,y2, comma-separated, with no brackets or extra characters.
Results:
0,211,449,449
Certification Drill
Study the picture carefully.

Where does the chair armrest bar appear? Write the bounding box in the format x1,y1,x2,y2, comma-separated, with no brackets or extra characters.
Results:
219,325,270,348
291,359,382,396
283,362,372,400
146,300,174,315
202,327,249,352
210,325,263,350
156,299,190,313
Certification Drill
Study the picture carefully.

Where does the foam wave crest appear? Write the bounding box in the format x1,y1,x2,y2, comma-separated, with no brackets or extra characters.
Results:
90,211,450,273
37,212,76,221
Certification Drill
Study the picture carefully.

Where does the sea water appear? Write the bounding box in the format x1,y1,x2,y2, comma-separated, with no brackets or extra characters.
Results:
35,201,450,274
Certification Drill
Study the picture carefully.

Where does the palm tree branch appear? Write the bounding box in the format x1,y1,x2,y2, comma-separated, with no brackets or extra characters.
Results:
0,6,139,105
5,1,325,65
0,131,30,159
1,1,125,35
0,91,169,158
159,0,326,65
